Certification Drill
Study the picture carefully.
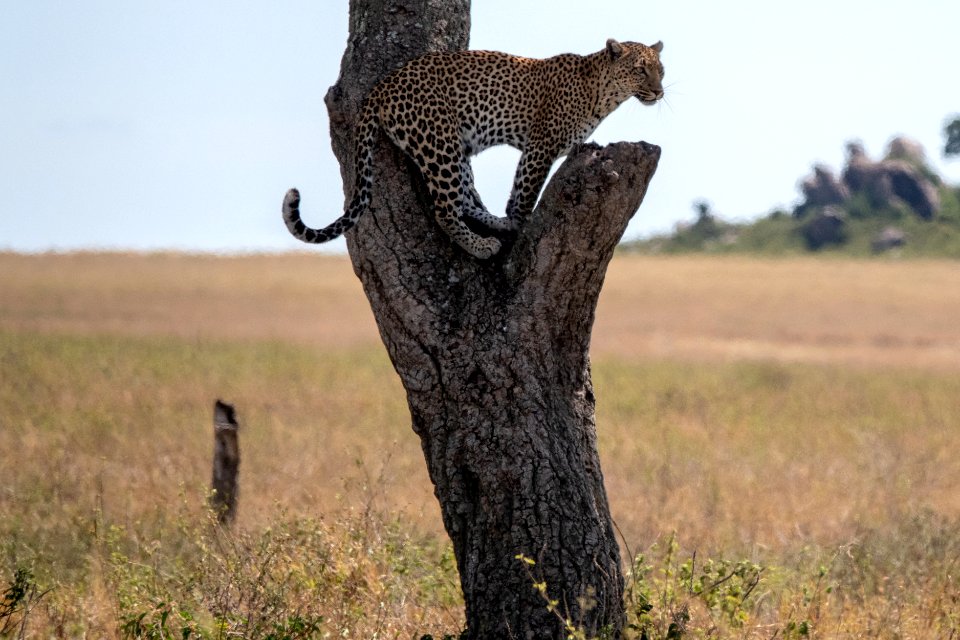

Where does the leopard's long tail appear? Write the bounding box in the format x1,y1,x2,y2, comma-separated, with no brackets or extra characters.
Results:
283,103,378,244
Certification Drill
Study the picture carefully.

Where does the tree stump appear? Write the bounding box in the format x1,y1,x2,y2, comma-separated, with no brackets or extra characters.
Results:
211,399,240,525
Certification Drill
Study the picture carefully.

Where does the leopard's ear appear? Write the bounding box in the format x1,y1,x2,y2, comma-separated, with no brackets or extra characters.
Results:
650,40,664,54
606,38,624,60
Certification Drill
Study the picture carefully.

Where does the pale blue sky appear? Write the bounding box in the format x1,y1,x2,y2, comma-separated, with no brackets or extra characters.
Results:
1,1,958,252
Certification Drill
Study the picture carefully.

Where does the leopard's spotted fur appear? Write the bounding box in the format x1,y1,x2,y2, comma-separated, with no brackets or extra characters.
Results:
283,39,664,258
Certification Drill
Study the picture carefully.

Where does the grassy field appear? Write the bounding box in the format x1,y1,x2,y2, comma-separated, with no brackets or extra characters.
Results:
1,252,959,638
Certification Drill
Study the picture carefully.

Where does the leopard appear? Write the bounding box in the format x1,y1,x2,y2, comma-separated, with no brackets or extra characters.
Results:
283,38,665,259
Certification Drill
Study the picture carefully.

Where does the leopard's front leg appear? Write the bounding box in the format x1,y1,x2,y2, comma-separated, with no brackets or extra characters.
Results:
505,148,557,222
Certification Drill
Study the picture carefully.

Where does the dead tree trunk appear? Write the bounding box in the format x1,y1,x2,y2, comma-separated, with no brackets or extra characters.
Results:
320,1,660,636
211,400,240,525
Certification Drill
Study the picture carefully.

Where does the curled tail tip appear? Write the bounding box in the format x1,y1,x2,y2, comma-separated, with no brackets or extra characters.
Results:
282,188,302,229
282,187,322,243
284,187,301,209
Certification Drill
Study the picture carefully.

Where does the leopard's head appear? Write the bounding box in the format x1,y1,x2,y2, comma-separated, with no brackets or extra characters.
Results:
604,39,665,106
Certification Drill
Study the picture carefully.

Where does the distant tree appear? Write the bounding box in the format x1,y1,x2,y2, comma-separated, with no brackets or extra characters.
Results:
693,199,713,221
945,115,960,157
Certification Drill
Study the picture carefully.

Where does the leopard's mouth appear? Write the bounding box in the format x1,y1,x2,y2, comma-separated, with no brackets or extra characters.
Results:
637,92,662,106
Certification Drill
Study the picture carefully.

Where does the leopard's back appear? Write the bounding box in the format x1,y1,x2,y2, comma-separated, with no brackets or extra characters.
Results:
371,51,539,156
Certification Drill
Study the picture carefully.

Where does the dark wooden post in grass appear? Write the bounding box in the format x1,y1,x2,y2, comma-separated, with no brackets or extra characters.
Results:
211,400,240,525
311,1,661,636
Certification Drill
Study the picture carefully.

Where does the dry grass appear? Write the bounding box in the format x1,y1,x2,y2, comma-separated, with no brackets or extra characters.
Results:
595,255,960,370
4,252,959,370
0,252,378,347
2,251,959,638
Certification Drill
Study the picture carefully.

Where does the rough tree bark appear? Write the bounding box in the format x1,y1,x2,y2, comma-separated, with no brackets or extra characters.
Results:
320,1,660,637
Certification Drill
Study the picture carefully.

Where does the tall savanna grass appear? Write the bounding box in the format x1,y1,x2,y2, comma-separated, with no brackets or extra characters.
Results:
1,252,958,638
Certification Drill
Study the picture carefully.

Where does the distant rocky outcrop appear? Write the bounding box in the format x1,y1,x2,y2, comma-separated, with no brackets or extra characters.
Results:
624,133,960,257
796,137,941,226
843,140,940,219
801,205,847,250
800,165,849,209
871,226,907,253
886,136,927,163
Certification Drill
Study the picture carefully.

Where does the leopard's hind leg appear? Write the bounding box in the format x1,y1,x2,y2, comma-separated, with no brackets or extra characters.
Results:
459,161,514,232
426,169,502,259
388,111,502,259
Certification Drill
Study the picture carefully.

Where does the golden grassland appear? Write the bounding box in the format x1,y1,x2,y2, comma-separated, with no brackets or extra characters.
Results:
4,252,959,368
1,251,960,638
